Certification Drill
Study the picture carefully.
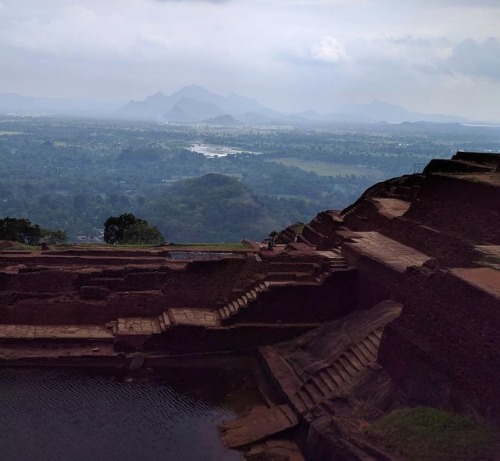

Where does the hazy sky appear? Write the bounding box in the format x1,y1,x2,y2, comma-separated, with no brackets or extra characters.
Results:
1,0,500,120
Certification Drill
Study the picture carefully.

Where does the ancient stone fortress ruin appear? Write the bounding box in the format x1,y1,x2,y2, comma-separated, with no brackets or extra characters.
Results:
0,151,499,460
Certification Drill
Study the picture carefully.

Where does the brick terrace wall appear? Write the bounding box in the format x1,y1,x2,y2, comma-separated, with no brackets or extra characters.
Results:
341,245,402,310
381,217,479,267
378,268,500,422
142,324,317,354
403,175,500,245
1,270,79,293
341,200,392,233
0,295,170,325
0,256,266,324
231,271,356,324
160,257,264,307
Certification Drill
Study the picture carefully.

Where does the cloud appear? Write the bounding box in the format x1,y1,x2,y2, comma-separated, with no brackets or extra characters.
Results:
0,0,499,120
448,37,500,79
284,35,350,66
154,0,229,3
310,36,349,63
346,35,452,76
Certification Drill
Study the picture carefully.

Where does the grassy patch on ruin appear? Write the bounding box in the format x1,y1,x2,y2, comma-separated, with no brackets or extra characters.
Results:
367,407,499,461
166,242,249,250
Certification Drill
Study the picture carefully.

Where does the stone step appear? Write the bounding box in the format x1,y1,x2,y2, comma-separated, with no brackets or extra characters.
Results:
297,389,315,410
158,314,166,331
219,286,262,322
325,366,346,386
269,262,320,273
267,272,298,281
295,273,318,282
115,317,162,336
338,355,357,377
163,311,172,327
318,370,337,392
237,297,246,308
350,343,373,364
292,394,307,413
344,350,364,371
312,374,332,396
0,324,115,340
304,381,324,404
329,264,349,270
331,362,351,382
329,260,347,266
356,340,377,361
362,335,380,357
169,308,219,327
366,331,381,348
219,306,230,319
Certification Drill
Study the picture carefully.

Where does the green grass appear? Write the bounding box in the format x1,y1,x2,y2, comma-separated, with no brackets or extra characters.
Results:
367,407,499,461
166,242,248,250
264,158,384,178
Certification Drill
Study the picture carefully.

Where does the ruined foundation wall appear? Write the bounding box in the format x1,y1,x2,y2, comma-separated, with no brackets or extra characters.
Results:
232,272,356,324
403,175,500,244
341,245,401,310
381,217,479,267
0,256,267,325
378,268,499,422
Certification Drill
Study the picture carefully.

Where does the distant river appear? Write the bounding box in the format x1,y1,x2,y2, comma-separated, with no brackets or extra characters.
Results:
0,368,246,461
188,144,261,158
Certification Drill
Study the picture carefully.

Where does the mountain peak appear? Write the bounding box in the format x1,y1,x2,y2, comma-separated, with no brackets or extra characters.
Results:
120,85,276,121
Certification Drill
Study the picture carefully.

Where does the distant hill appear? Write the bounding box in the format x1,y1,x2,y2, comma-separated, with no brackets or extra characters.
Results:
120,84,279,122
1,86,473,125
142,173,290,242
202,114,242,126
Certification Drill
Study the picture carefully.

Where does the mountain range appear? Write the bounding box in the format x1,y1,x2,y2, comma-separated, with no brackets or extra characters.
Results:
0,85,471,125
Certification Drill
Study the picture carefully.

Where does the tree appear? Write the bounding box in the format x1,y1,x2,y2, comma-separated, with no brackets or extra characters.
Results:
0,217,66,245
41,229,68,244
103,213,164,245
122,222,164,245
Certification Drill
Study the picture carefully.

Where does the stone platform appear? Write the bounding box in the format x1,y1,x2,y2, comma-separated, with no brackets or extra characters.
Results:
343,231,431,273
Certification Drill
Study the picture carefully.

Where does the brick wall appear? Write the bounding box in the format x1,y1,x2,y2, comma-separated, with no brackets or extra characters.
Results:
378,268,499,422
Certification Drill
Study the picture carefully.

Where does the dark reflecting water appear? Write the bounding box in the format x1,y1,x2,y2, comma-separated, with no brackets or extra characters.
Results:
0,368,245,461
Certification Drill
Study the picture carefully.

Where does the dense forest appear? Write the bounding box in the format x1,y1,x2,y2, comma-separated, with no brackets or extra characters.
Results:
0,116,498,243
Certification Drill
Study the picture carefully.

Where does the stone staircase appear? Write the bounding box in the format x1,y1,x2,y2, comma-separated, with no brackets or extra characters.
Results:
218,256,349,324
218,281,270,322
261,327,384,416
292,328,382,414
